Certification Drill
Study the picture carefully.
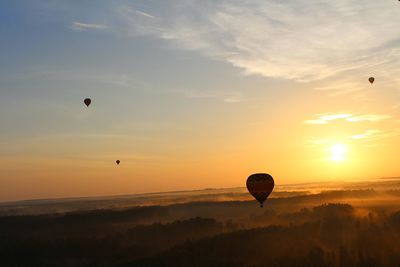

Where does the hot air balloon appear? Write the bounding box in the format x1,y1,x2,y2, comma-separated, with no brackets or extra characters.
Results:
116,160,120,165
368,77,375,84
84,98,92,107
246,173,274,208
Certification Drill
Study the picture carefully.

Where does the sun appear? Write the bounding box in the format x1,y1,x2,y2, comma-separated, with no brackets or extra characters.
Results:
330,143,347,162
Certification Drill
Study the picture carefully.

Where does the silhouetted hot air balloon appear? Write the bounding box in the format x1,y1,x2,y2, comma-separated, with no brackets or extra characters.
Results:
116,160,120,165
368,77,375,84
84,98,91,107
246,173,274,208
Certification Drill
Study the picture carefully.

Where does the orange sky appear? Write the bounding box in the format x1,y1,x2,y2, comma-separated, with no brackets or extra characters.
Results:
1,1,400,201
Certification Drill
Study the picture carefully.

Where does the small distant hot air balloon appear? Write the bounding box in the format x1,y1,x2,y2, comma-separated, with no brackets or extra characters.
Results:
116,160,120,165
84,98,92,107
246,173,274,208
368,77,375,84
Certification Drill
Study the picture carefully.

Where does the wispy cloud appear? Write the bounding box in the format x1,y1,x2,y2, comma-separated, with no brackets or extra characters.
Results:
305,113,351,124
118,0,400,82
121,5,155,19
223,95,241,103
306,139,330,145
349,130,382,140
346,114,392,123
312,80,365,97
71,21,109,32
348,129,400,142
305,113,391,124
185,90,242,103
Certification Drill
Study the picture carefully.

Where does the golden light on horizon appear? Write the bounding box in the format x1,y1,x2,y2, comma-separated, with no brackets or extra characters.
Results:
330,143,347,162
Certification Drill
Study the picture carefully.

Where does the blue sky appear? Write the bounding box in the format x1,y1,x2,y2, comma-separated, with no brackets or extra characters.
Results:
1,0,400,201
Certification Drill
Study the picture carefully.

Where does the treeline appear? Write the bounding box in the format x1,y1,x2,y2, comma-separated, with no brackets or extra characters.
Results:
0,217,223,267
2,199,400,266
133,204,400,267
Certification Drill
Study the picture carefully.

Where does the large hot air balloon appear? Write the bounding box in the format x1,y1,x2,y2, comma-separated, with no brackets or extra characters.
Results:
116,160,120,165
368,77,375,84
84,98,92,107
246,173,274,208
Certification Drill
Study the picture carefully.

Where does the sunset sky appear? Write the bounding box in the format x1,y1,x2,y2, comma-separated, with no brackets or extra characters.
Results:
1,0,400,202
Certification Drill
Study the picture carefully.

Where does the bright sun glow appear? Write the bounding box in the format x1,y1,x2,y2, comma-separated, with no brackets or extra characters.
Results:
330,143,347,162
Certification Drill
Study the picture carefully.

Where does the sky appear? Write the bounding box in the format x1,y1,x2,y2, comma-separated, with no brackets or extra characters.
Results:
1,0,400,202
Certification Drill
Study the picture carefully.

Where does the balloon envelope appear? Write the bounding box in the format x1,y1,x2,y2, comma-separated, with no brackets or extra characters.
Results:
84,98,91,107
246,173,274,207
368,77,375,84
116,160,120,165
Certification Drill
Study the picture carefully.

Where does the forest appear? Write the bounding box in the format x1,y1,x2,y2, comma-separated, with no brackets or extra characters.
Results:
2,189,400,266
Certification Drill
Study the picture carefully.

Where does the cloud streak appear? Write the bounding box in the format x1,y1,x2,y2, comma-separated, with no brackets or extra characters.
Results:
305,113,391,124
348,129,400,142
71,21,109,31
349,130,382,140
121,6,155,19
185,90,243,103
118,0,400,82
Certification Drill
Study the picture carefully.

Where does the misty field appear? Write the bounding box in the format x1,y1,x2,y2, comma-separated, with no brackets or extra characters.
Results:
2,179,400,267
